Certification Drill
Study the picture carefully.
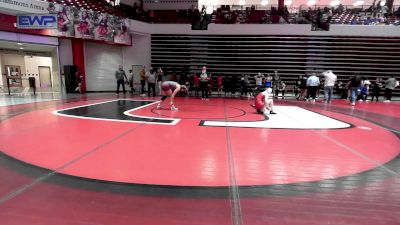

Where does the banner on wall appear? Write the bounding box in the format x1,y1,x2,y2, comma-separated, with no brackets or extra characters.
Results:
46,4,131,44
0,1,131,45
44,3,130,44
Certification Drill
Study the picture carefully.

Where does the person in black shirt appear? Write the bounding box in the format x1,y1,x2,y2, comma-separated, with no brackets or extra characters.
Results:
347,74,362,106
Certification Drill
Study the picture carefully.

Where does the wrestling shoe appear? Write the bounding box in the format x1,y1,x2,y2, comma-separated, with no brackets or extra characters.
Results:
171,105,178,111
156,104,161,109
270,111,277,114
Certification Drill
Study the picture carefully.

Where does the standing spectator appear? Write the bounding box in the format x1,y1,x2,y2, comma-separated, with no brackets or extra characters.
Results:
265,74,273,88
217,74,223,95
254,72,264,89
307,73,320,102
273,71,281,95
139,66,146,97
231,75,238,95
347,74,362,106
208,73,213,96
146,67,157,97
199,66,209,100
294,75,302,97
323,70,337,103
241,74,250,97
128,69,135,94
275,80,286,99
299,74,308,100
223,75,231,96
370,77,383,101
157,68,163,95
74,67,83,94
115,65,128,95
358,77,371,102
171,73,178,82
193,73,200,96
384,75,399,102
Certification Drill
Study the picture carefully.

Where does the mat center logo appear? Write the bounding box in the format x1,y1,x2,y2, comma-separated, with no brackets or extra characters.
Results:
53,100,351,129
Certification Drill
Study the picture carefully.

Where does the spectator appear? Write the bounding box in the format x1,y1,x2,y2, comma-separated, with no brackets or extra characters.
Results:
193,73,200,96
217,74,223,95
275,80,286,99
323,70,337,103
384,75,399,102
357,77,371,101
223,75,231,96
347,74,362,106
74,67,83,94
241,74,250,97
370,77,383,101
146,67,157,97
115,65,128,96
254,72,264,89
139,66,146,97
230,75,238,95
273,71,281,98
128,69,135,94
199,66,209,100
157,68,163,95
171,73,178,82
265,74,273,88
208,73,213,96
307,73,320,102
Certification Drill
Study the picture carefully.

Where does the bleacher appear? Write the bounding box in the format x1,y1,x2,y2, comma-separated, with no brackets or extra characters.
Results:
151,35,400,97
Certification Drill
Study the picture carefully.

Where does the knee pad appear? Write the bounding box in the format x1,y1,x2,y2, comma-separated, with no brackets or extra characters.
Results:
161,96,167,101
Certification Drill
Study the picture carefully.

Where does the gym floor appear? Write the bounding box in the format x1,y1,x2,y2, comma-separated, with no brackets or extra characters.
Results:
0,94,399,225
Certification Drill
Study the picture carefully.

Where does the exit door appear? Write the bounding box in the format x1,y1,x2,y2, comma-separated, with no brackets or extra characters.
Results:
38,66,52,88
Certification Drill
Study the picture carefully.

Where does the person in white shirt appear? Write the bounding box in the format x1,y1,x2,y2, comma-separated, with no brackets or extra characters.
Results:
199,66,210,100
323,70,337,103
128,69,135,94
307,73,320,102
254,72,264,89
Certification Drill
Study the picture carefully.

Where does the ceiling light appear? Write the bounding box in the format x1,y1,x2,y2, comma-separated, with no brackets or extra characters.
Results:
206,6,213,14
330,0,340,6
307,0,316,5
353,0,364,6
239,0,245,5
285,0,292,5
19,47,24,50
261,0,268,6
17,43,23,45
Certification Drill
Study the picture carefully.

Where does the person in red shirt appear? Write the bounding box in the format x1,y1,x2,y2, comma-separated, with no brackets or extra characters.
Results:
217,75,223,95
193,73,200,96
251,88,277,117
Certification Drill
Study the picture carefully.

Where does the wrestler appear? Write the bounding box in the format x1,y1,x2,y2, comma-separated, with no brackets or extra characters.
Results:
157,81,186,111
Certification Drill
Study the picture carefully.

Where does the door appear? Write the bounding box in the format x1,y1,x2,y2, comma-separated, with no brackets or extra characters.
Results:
38,66,52,88
5,65,22,87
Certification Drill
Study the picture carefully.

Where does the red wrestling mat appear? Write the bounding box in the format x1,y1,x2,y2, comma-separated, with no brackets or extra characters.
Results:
0,98,398,187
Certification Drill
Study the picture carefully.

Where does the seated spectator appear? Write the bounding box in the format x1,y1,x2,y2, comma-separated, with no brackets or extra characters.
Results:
279,16,287,24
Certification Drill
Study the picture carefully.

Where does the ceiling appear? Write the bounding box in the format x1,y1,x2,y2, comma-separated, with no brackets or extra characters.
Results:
0,40,55,56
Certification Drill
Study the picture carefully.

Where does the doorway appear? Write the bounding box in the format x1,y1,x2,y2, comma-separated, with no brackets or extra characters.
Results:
38,66,52,88
4,65,22,87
